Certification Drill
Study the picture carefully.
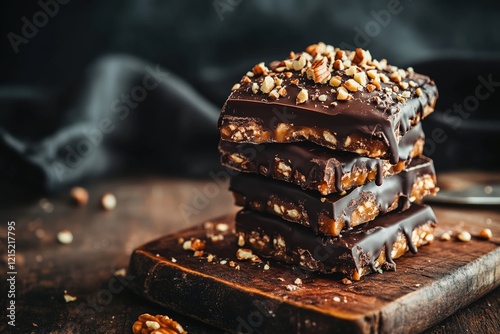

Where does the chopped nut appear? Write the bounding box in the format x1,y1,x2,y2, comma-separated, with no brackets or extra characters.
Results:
354,72,368,87
285,284,299,291
292,55,307,71
341,278,353,285
100,193,117,211
367,69,378,80
479,228,492,240
237,234,245,247
63,290,77,303
305,42,326,56
296,88,309,104
333,59,344,70
274,77,283,86
416,87,423,97
251,82,259,94
263,264,270,270
207,253,214,263
379,73,390,83
318,94,327,102
260,76,275,94
229,261,236,267
194,250,204,257
409,80,418,88
171,257,177,263
70,187,88,206
252,62,269,76
216,223,229,233
390,72,401,83
242,76,251,84
307,56,331,84
132,313,186,334
294,278,303,285
371,79,381,90
440,232,451,241
401,91,411,98
57,229,73,244
246,71,254,78
231,83,241,91
290,78,299,85
352,48,371,65
284,60,293,70
278,87,287,97
457,231,471,242
345,66,358,76
220,260,227,265
329,75,342,87
337,87,352,101
114,268,127,277
366,84,376,92
284,71,293,78
269,89,280,100
333,296,341,302
344,79,361,92
399,81,409,89
183,238,206,251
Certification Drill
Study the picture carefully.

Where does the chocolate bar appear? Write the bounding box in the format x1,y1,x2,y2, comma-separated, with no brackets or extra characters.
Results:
218,44,438,163
220,123,424,195
235,204,437,280
230,156,437,236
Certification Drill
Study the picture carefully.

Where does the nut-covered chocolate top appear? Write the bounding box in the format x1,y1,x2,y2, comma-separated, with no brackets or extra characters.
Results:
219,42,438,162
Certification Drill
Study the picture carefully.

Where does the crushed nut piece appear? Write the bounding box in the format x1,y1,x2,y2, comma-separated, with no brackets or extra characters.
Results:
296,89,309,104
207,253,214,263
220,260,227,265
290,79,299,85
293,55,307,71
100,193,117,211
285,284,299,291
252,62,269,76
260,76,275,94
344,79,361,92
333,59,344,70
354,72,368,87
57,229,73,244
183,238,206,251
231,83,241,91
264,264,270,270
237,234,245,247
399,81,409,90
416,87,423,97
294,278,303,285
246,71,254,78
329,76,342,87
278,87,287,97
337,87,352,101
236,248,261,262
114,268,126,277
171,257,177,263
366,84,376,92
318,94,327,102
345,66,358,76
440,232,451,241
457,231,471,242
63,290,77,303
402,91,411,98
307,56,331,84
479,228,492,240
132,313,186,334
341,278,353,285
70,187,88,206
274,77,283,87
269,89,280,100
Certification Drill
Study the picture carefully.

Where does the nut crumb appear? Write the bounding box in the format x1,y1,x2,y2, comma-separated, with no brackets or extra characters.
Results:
207,254,214,263
70,187,88,206
457,231,471,242
341,278,352,285
220,260,227,265
114,268,126,277
333,296,341,302
479,228,492,240
231,83,241,91
440,232,451,241
294,278,303,285
57,229,73,244
264,264,270,270
171,257,177,263
236,248,261,262
132,313,186,334
63,290,77,303
285,284,298,291
100,193,117,211
183,238,206,251
318,94,327,102
296,89,309,104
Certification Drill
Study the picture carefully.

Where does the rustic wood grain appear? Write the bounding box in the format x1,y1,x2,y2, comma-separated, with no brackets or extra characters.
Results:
0,173,498,333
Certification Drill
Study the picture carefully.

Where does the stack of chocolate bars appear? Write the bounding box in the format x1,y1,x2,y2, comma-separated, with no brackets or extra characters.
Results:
217,43,439,280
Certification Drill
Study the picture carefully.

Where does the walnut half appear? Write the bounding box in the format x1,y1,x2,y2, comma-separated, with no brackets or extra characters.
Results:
132,313,186,334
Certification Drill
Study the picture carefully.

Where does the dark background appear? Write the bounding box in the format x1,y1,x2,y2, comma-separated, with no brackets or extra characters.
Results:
1,0,500,196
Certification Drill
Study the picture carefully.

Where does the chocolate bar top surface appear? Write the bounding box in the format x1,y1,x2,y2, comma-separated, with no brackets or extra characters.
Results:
230,156,435,231
220,122,424,193
235,204,437,272
218,43,437,162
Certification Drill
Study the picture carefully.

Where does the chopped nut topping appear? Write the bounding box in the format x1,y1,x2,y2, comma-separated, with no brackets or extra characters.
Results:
305,42,326,56
231,83,241,91
354,72,368,87
366,69,378,80
246,71,254,78
390,72,401,83
284,71,293,78
307,56,331,84
284,60,293,70
274,77,283,87
371,79,381,90
70,187,88,206
409,80,418,88
399,81,409,90
57,229,73,244
278,87,287,97
379,73,390,83
457,231,471,242
263,264,270,270
337,87,352,101
479,228,492,240
293,54,307,71
341,278,353,285
345,66,358,76
183,238,206,251
329,76,342,87
294,278,303,285
236,248,261,262
252,62,269,76
251,82,259,94
402,91,411,98
132,313,186,334
318,94,327,102
352,48,372,65
416,87,423,97
63,290,77,303
344,79,361,92
296,88,309,104
366,84,376,92
290,79,299,85
260,76,275,94
269,89,280,100
237,234,245,247
285,284,299,291
100,193,117,211
333,59,344,70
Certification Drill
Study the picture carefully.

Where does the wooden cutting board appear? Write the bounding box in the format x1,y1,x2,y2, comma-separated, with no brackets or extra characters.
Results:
128,205,499,334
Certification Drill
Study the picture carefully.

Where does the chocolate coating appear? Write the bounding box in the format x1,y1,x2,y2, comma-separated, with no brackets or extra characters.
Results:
235,204,437,277
218,47,438,164
230,156,437,235
220,123,424,195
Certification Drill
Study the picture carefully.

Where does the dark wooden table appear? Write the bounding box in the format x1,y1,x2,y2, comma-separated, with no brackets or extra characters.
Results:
0,174,498,333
